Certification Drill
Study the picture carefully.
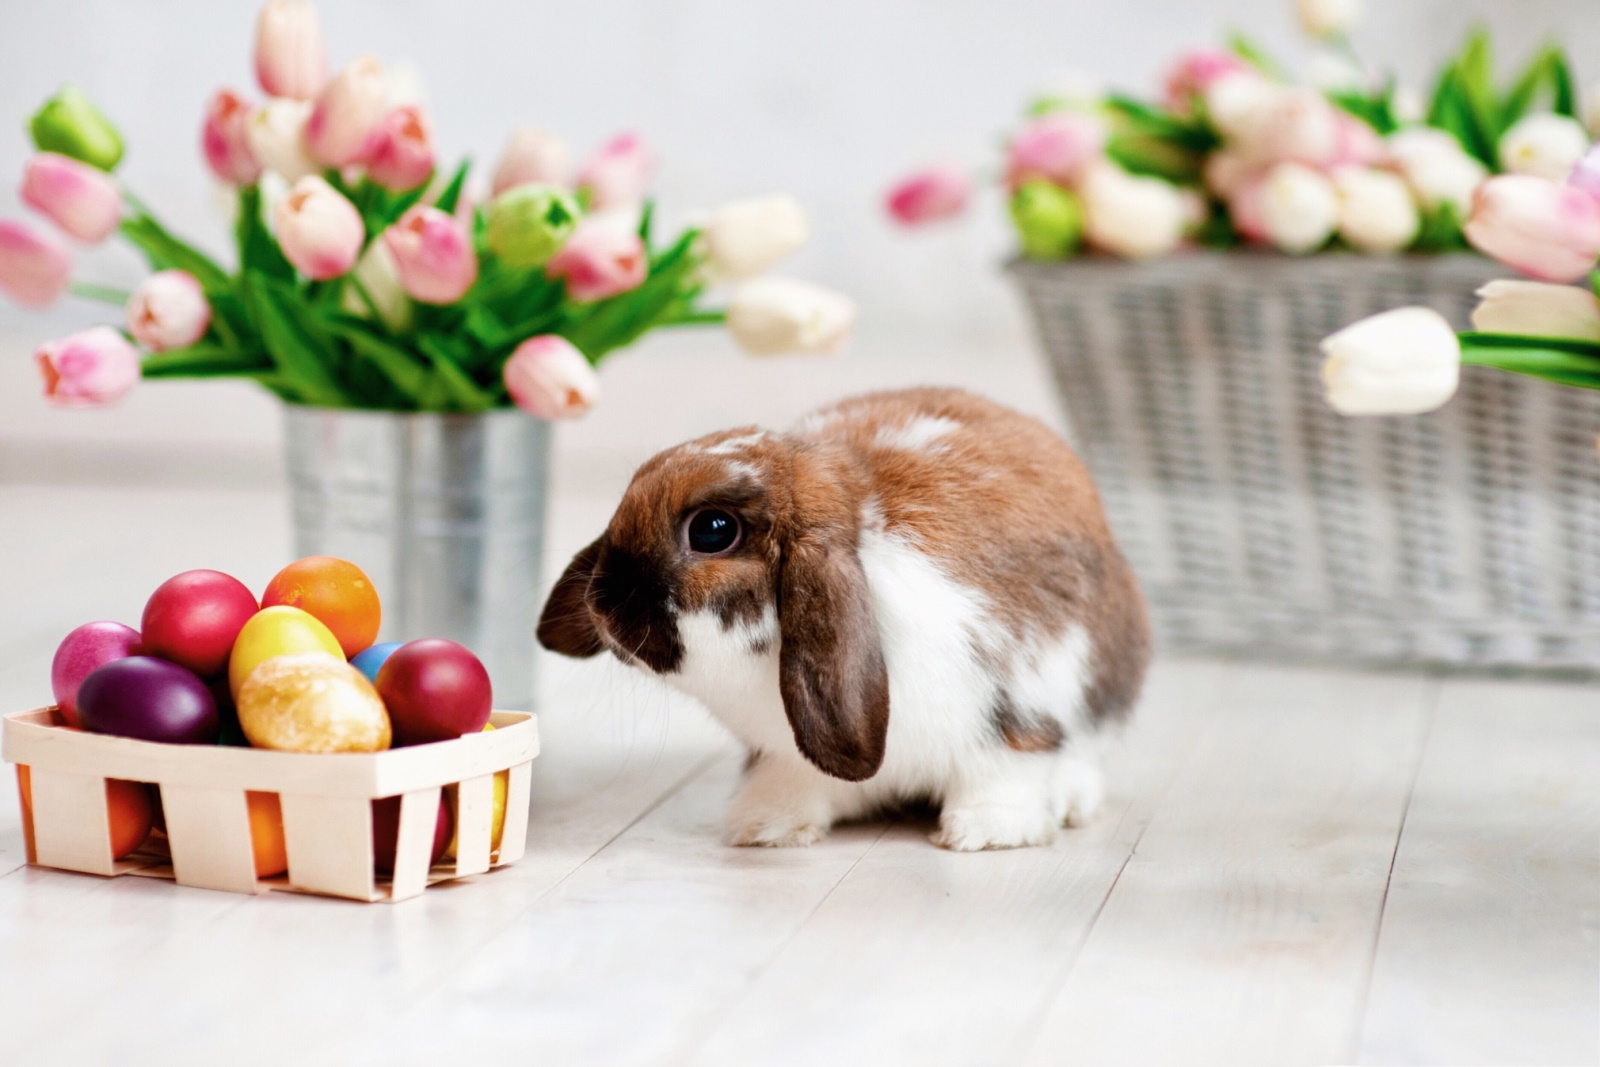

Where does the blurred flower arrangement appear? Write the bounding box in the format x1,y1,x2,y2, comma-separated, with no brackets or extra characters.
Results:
1321,142,1600,417
1,0,852,417
887,0,1595,262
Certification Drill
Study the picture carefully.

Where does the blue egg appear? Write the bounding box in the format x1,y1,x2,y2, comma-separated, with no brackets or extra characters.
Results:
351,641,404,683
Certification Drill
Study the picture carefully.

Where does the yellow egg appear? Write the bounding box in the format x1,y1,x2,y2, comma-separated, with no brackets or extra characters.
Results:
228,605,344,697
445,724,509,858
237,652,391,753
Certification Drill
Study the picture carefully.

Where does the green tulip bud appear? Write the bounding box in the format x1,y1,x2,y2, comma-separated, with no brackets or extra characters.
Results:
1010,180,1084,260
486,184,580,268
28,86,125,172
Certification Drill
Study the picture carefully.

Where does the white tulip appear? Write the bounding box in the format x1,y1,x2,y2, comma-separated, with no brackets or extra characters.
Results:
702,194,809,280
1297,0,1362,38
1389,85,1426,126
1202,72,1281,142
1586,82,1600,139
726,278,856,357
1321,307,1461,415
338,240,413,332
1388,129,1488,218
1259,162,1339,254
1078,163,1187,260
1498,112,1591,181
1333,167,1420,253
1470,279,1600,342
245,98,319,182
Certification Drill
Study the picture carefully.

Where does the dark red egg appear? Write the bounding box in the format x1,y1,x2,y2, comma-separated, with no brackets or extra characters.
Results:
371,794,453,874
375,639,493,746
50,621,141,727
77,656,219,744
141,569,259,677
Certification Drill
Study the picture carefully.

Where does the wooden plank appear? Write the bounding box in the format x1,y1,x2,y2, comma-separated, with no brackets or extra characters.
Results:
389,786,444,902
27,768,113,877
495,760,533,866
686,659,1231,1067
279,793,376,901
1358,677,1600,1065
160,785,260,894
1019,666,1438,1067
451,773,495,876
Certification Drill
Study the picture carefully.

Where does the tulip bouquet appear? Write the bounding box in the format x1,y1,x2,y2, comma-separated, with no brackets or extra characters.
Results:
2,1,853,417
1321,144,1600,417
887,0,1595,263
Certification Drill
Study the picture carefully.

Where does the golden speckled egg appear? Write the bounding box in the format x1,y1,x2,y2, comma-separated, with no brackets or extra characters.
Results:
237,652,391,753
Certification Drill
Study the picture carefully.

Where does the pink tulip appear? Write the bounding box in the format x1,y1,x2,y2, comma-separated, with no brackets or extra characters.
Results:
1005,112,1106,189
492,126,570,195
20,152,122,243
274,175,364,280
200,88,262,185
1465,175,1600,283
1163,48,1252,112
1330,111,1384,167
1569,145,1600,202
0,218,72,308
127,270,212,351
306,55,389,167
367,105,435,191
576,132,655,211
503,335,600,419
383,205,477,304
254,0,327,100
885,166,971,226
35,326,141,407
545,218,647,302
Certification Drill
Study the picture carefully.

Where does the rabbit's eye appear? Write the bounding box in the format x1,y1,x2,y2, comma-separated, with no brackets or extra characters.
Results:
686,509,742,555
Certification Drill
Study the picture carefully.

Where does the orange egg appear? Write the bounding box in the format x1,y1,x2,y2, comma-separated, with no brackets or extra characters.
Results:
246,791,289,878
17,766,153,862
261,556,382,659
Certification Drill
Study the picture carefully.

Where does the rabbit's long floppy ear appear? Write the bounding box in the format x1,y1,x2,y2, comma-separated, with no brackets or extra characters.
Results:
537,537,606,658
776,478,889,781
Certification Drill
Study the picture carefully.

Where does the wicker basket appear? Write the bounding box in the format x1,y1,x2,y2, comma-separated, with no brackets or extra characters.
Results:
1010,251,1600,671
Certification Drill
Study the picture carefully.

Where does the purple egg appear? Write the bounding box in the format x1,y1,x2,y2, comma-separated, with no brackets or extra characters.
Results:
77,656,219,744
51,621,142,728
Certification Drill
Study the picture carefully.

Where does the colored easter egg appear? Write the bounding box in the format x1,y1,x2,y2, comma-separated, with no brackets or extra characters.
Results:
262,556,382,658
372,793,453,875
18,766,154,861
236,652,391,753
350,641,403,684
77,656,219,744
228,605,343,697
247,791,289,878
376,639,492,746
50,621,141,727
445,726,510,858
141,570,259,677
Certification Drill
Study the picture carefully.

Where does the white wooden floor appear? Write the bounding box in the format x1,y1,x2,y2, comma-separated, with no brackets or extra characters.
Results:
0,339,1596,1066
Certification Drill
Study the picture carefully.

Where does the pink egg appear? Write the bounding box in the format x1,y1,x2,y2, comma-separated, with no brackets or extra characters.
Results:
51,621,141,727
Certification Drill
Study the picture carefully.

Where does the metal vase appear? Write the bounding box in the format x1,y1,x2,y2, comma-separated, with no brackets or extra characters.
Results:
283,406,551,710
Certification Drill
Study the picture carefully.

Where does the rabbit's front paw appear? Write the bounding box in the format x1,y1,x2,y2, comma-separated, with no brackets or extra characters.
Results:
932,802,1057,851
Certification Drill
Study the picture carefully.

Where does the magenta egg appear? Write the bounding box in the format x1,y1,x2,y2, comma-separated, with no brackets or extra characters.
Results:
375,639,493,746
141,569,259,678
77,656,219,744
50,621,142,727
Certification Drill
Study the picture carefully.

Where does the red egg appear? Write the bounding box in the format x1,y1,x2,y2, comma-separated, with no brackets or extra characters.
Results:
50,621,141,727
375,639,493,746
141,570,259,677
371,793,453,874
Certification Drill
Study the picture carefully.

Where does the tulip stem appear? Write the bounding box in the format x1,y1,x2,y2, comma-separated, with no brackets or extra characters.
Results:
68,281,131,306
663,310,727,327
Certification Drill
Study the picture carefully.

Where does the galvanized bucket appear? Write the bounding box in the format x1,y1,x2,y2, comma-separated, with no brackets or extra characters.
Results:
282,407,551,709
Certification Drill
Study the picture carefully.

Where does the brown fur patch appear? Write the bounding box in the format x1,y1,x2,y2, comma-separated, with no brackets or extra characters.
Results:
991,691,1066,753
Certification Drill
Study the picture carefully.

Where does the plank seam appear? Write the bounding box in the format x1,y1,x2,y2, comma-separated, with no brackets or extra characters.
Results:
1349,674,1443,1063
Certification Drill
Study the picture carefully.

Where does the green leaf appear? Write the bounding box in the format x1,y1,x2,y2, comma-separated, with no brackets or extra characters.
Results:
433,159,471,216
326,320,430,405
243,277,350,406
1500,44,1578,130
1226,32,1286,80
141,344,270,378
1460,336,1600,389
1460,331,1600,356
1327,89,1397,136
417,335,494,412
235,185,294,281
119,214,230,290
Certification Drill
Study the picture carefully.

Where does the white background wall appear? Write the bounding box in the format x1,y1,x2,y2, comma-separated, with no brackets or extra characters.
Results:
1,0,1596,448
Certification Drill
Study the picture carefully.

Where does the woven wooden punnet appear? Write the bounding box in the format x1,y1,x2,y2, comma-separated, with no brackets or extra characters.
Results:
4,707,538,902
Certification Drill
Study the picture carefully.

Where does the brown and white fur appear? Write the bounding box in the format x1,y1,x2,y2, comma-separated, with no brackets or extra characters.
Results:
538,388,1150,851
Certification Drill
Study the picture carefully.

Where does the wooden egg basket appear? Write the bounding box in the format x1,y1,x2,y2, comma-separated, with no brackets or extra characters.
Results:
3,707,538,902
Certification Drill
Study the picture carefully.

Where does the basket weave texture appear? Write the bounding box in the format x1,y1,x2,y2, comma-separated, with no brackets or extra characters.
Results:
1010,252,1600,671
